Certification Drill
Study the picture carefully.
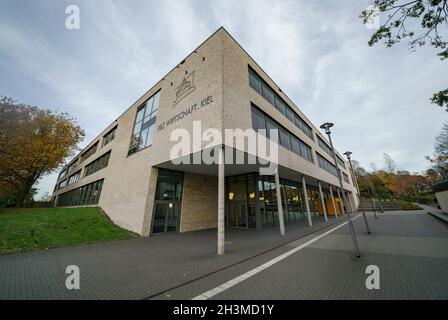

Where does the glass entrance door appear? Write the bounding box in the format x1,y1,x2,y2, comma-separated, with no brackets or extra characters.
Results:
152,201,180,233
151,169,184,234
227,201,248,228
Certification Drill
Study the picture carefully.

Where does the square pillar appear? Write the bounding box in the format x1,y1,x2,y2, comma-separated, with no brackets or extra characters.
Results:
217,145,225,255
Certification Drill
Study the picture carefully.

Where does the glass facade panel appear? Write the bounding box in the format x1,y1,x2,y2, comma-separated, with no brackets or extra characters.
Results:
317,153,338,177
279,126,291,150
248,66,314,140
249,68,262,94
84,151,111,177
251,104,313,162
274,96,286,116
129,91,160,155
225,173,313,229
102,126,117,147
57,179,104,207
68,170,81,185
80,142,98,163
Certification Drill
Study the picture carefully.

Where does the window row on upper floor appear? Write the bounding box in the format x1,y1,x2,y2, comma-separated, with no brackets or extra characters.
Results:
249,66,313,140
252,105,313,163
56,151,111,191
58,126,117,180
317,153,339,177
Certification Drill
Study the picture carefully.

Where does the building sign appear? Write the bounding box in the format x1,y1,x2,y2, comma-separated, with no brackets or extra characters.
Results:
158,95,214,131
173,71,196,107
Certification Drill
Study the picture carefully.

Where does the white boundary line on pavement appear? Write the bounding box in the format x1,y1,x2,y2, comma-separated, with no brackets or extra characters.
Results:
192,214,361,300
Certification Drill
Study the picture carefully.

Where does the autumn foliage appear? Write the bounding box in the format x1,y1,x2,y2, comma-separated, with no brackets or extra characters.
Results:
352,154,437,203
0,96,84,207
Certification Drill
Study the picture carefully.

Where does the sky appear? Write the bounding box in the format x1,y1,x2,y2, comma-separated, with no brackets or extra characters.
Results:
0,0,446,199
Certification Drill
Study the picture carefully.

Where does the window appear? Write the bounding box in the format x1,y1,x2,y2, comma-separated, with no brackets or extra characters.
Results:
299,140,313,162
266,117,279,141
251,106,267,135
318,136,333,157
279,126,291,150
251,105,313,162
285,107,294,122
102,126,117,147
80,142,98,164
57,179,104,207
343,172,350,183
68,170,81,185
58,169,66,180
317,153,338,177
248,66,314,140
274,96,286,116
291,136,301,155
261,83,275,105
58,179,67,189
84,152,111,177
337,155,347,169
249,68,262,94
67,160,78,173
129,91,160,155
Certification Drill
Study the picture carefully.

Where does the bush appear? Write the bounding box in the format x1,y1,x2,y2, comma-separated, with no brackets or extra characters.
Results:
399,201,422,210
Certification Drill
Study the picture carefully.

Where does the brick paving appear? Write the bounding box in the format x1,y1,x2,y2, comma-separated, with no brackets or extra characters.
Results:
0,214,343,299
1,211,447,300
157,211,448,300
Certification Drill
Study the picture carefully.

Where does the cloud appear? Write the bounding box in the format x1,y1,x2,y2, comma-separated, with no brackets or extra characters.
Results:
0,0,446,198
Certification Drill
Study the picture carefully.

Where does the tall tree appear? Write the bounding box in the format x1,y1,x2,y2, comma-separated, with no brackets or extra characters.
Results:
0,96,84,206
383,152,397,173
360,0,448,111
426,121,448,179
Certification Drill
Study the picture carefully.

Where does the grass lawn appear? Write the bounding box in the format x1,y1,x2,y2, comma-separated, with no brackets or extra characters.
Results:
0,207,137,255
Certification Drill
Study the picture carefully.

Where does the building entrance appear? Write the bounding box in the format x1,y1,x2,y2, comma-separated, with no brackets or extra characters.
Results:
151,169,184,234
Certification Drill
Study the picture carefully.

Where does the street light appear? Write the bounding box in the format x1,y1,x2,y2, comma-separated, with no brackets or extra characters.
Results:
320,122,361,258
344,151,371,231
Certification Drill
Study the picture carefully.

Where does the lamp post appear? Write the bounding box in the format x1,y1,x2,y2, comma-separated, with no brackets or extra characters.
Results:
343,151,371,233
320,122,360,258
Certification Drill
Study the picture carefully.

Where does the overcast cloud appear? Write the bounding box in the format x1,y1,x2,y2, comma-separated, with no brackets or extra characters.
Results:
0,0,446,198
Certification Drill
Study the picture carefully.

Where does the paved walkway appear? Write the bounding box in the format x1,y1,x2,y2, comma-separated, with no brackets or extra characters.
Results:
0,215,344,299
1,210,447,299
162,210,448,300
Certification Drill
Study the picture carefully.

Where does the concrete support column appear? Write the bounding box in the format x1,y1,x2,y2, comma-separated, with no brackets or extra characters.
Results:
318,181,328,222
217,145,225,255
302,175,312,227
347,192,355,213
337,188,346,215
255,180,262,231
329,185,338,218
274,171,285,236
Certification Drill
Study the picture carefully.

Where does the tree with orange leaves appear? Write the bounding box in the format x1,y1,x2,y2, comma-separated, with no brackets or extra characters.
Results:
0,96,84,207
